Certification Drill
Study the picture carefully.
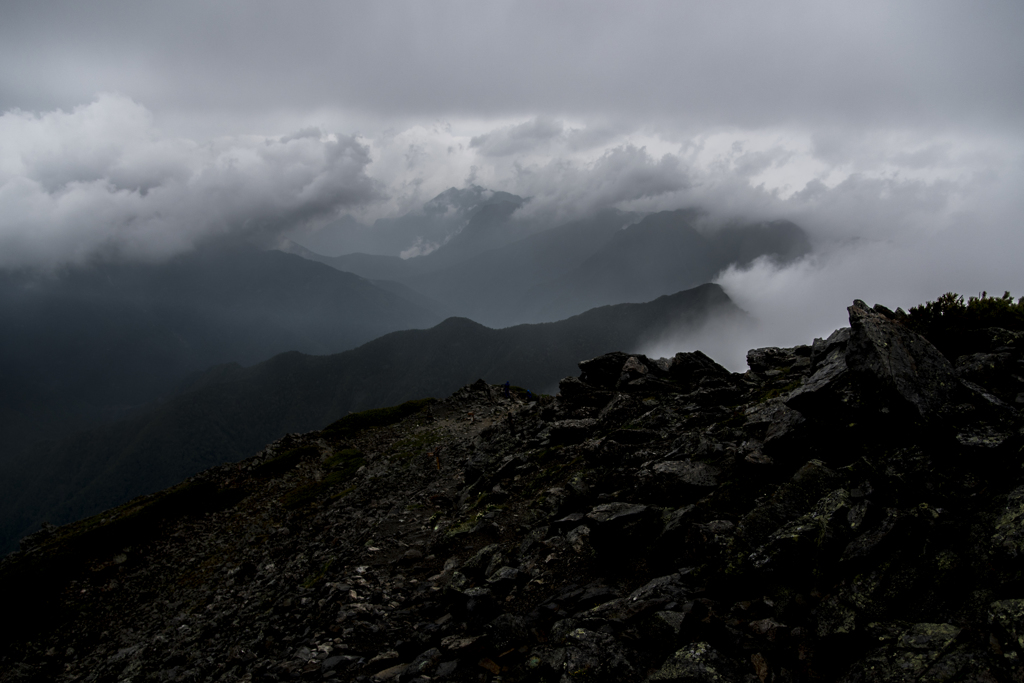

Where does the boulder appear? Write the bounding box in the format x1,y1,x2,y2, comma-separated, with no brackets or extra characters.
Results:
557,375,614,407
647,642,735,682
562,628,635,681
668,350,732,387
845,300,963,420
584,502,660,553
639,460,720,505
837,623,969,682
651,460,719,487
991,485,1024,559
789,301,970,425
747,345,810,375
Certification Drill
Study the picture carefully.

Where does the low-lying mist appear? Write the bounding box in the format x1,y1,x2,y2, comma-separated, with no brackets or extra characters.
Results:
639,306,758,373
3,96,1023,381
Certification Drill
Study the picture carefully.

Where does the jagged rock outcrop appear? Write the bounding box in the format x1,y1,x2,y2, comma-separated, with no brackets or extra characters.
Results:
1,300,1023,682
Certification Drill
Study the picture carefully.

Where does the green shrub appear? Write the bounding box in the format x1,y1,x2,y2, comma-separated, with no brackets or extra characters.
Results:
906,290,1024,357
907,291,1024,333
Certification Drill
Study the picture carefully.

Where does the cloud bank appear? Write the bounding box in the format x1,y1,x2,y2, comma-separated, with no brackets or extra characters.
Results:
0,94,380,269
3,93,1022,369
3,2,1021,135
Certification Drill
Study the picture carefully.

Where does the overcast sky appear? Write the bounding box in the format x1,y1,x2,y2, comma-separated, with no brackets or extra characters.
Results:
2,0,1023,358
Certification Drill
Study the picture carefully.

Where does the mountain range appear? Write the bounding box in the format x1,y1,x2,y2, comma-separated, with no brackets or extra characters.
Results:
0,244,444,456
297,185,533,259
0,186,812,556
0,283,742,555
2,298,1022,681
287,204,810,327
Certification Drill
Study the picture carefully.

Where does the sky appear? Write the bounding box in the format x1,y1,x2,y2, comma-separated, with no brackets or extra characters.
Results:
2,0,1023,363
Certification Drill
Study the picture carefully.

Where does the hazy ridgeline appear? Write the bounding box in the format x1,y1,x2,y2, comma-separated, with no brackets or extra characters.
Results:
0,189,810,553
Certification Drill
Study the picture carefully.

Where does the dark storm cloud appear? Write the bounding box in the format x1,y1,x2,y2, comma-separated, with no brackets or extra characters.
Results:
1,1,1022,133
1,0,1022,357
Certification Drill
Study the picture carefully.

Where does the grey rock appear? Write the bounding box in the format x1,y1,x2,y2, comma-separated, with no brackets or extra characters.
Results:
484,613,529,651
579,352,634,389
585,502,651,525
401,548,423,562
991,486,1024,558
647,642,731,682
406,647,442,676
485,566,520,593
8,301,1024,683
434,660,458,678
562,628,634,681
650,460,719,488
566,525,593,555
989,599,1024,659
845,300,964,419
667,350,732,387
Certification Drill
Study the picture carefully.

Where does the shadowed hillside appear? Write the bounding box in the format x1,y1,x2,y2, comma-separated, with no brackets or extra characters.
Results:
2,296,1023,682
0,283,741,554
0,243,443,459
290,206,810,327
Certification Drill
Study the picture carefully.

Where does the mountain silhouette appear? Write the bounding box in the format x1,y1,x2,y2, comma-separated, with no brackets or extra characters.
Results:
0,283,740,554
3,296,1023,681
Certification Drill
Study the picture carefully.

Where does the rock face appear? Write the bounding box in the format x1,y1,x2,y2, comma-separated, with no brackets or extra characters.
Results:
788,301,967,422
2,301,1024,682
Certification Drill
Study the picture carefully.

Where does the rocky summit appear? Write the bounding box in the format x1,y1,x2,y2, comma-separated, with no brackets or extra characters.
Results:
2,300,1024,683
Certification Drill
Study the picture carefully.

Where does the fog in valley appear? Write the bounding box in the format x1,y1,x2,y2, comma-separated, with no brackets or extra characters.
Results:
1,1,1022,549
4,91,1022,370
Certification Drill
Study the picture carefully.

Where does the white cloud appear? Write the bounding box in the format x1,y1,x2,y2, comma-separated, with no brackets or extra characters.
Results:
0,94,381,268
5,94,1023,353
470,117,564,157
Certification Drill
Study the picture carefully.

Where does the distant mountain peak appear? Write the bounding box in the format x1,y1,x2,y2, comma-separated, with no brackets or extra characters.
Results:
432,315,489,331
421,185,524,219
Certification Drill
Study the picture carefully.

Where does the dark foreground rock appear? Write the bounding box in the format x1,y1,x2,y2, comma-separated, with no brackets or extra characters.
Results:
1,300,1023,682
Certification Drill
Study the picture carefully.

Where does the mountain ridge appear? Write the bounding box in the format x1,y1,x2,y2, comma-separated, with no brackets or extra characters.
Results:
288,205,810,327
0,244,443,454
2,297,1022,682
0,283,741,555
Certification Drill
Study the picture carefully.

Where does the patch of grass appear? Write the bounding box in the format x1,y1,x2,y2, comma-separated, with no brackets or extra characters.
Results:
389,430,442,466
322,398,437,439
280,449,367,510
324,448,363,468
531,445,564,465
444,514,482,539
525,454,583,493
302,558,335,588
252,445,320,479
760,379,803,402
324,449,367,479
331,484,358,501
0,476,250,639
468,492,488,511
53,479,248,549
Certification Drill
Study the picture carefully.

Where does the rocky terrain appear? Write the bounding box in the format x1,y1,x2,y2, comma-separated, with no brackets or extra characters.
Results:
2,300,1024,682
